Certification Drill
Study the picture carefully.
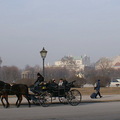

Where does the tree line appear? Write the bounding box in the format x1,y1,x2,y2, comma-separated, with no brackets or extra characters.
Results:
0,57,120,87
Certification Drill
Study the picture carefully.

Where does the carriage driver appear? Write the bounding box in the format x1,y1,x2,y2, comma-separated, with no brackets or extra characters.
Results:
30,72,44,93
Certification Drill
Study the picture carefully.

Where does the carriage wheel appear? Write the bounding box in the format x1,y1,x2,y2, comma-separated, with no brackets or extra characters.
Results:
58,97,68,104
67,89,82,106
32,99,41,105
39,92,52,107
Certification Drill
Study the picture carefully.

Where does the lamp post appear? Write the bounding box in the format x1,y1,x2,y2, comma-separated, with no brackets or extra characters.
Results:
40,47,47,77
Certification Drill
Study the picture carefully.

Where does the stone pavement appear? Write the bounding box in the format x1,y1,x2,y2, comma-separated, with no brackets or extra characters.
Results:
82,94,120,102
1,94,120,106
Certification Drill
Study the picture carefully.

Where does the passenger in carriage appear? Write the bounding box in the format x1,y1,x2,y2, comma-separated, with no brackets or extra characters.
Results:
58,78,68,95
58,79,64,86
50,79,58,89
58,79,68,87
63,79,68,87
46,79,58,93
50,79,58,90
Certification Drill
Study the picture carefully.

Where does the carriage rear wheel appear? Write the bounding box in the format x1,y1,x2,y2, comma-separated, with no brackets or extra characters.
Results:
58,97,68,104
39,91,52,107
67,89,82,106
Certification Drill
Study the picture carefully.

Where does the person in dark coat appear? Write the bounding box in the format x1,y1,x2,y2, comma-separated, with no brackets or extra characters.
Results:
95,79,102,98
50,79,58,90
34,73,44,87
63,79,68,87
30,72,44,93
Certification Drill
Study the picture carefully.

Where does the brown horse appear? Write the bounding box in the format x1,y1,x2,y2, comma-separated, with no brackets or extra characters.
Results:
0,82,11,108
0,81,31,108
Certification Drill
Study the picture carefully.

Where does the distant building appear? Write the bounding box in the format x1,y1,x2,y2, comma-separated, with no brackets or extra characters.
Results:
55,61,64,67
54,55,90,71
95,55,120,70
21,70,37,79
113,62,120,69
112,56,120,69
82,55,90,66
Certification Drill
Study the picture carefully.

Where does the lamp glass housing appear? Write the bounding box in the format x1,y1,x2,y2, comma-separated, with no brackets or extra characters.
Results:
40,47,47,59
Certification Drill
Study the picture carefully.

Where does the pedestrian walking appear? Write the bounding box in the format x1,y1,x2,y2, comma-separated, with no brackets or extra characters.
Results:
94,79,102,98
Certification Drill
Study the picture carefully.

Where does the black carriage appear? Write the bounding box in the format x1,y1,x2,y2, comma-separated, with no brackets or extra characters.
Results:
30,80,82,107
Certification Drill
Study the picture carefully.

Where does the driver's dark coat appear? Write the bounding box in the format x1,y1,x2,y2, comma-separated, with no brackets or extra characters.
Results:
34,76,44,87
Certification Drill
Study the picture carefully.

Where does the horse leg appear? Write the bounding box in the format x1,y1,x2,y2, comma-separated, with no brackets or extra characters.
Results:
23,94,31,107
15,94,19,106
16,95,22,108
1,95,9,108
5,95,9,108
1,95,5,107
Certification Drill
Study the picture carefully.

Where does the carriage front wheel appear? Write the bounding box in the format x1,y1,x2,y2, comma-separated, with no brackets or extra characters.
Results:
39,91,52,107
67,89,82,106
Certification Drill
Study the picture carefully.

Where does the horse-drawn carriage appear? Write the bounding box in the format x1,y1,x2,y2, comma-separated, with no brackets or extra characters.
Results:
29,80,82,107
0,80,82,108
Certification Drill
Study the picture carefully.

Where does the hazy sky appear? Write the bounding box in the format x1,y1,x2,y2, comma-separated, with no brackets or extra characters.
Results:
0,0,120,69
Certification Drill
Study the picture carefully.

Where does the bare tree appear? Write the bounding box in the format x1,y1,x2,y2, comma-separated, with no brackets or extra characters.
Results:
61,56,76,70
95,57,112,76
45,66,75,82
2,66,21,83
68,75,86,88
61,56,75,65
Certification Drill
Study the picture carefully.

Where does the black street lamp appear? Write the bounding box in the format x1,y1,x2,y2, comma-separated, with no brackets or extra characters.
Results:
40,47,47,77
